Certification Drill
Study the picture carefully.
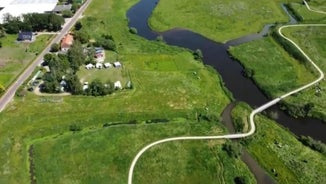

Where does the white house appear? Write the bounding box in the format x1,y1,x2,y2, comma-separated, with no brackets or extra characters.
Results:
113,61,122,68
114,81,122,89
104,62,112,68
96,62,103,69
85,63,94,70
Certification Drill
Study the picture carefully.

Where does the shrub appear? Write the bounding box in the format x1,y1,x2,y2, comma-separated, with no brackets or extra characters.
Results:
50,43,59,52
129,27,138,34
193,49,203,60
69,124,82,132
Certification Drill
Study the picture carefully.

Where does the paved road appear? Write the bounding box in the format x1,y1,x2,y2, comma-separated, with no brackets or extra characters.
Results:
0,0,93,112
128,1,325,183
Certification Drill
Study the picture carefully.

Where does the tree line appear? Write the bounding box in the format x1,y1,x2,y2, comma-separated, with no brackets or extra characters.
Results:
1,13,64,34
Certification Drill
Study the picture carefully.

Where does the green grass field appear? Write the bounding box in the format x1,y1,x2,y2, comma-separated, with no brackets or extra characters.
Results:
281,26,326,119
0,0,232,183
231,103,326,184
149,0,301,42
287,0,326,22
0,34,54,88
32,121,255,184
229,37,315,97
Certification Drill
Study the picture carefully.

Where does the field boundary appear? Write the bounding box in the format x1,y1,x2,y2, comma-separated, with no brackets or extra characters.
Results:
128,1,325,183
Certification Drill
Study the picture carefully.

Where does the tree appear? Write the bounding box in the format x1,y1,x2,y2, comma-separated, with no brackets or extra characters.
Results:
66,74,82,95
86,79,106,96
67,40,85,72
62,10,73,18
0,41,2,48
74,21,82,31
50,43,60,52
74,30,90,44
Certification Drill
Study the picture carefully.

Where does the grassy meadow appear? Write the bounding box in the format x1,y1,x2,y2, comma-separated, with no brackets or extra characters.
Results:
229,37,316,97
149,0,301,42
32,121,255,184
231,102,326,184
0,34,54,88
281,26,326,119
0,0,232,183
229,26,326,119
287,1,326,22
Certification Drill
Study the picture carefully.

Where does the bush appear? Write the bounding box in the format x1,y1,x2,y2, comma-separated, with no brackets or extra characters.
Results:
62,10,73,18
298,135,326,154
222,141,242,158
193,49,203,60
50,43,59,52
129,27,137,34
69,124,82,132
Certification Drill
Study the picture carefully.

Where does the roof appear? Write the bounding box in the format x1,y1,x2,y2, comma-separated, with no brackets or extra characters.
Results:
61,34,73,48
18,32,33,40
52,4,72,12
0,0,58,23
114,81,122,89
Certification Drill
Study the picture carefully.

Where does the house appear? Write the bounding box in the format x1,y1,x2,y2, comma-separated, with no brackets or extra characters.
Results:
114,81,122,89
104,62,112,68
85,63,94,69
61,34,74,51
95,62,103,69
17,32,34,41
113,61,122,68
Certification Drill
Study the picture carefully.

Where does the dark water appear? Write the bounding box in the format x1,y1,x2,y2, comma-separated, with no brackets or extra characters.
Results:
127,0,326,142
221,102,275,184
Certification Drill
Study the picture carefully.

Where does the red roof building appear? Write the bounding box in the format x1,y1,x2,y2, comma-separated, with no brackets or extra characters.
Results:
61,34,74,51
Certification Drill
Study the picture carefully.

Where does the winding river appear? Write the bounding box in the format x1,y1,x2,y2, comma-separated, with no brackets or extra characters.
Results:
127,0,326,142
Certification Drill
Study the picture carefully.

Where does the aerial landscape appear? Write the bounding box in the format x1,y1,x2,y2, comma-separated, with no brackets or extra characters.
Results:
0,0,325,183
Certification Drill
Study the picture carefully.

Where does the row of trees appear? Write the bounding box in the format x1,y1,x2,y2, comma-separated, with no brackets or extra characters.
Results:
1,13,64,34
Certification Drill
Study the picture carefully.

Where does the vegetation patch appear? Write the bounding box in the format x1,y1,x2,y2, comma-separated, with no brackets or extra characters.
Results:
232,103,326,184
32,121,255,184
0,0,231,182
149,0,301,42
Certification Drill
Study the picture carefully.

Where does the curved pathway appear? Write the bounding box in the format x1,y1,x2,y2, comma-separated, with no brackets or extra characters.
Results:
127,1,326,183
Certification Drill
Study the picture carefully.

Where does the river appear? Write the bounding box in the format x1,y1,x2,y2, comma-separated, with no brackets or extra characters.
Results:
127,0,326,142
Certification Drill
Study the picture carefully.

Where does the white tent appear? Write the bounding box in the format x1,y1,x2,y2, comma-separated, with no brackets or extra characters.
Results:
113,61,122,68
114,81,122,89
104,62,112,68
85,63,94,70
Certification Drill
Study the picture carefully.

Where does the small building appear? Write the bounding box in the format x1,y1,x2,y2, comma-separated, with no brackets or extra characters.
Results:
104,62,112,68
52,4,72,13
85,63,94,70
83,84,88,91
61,34,74,52
17,32,34,41
113,61,122,68
95,62,103,69
114,81,122,89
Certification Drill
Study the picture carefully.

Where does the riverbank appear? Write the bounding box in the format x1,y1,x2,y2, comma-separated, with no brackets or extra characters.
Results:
231,102,326,184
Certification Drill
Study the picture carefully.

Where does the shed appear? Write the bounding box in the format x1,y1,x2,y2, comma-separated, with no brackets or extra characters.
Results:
85,63,94,69
113,61,122,68
52,4,72,13
17,32,34,41
104,62,112,68
96,62,103,69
